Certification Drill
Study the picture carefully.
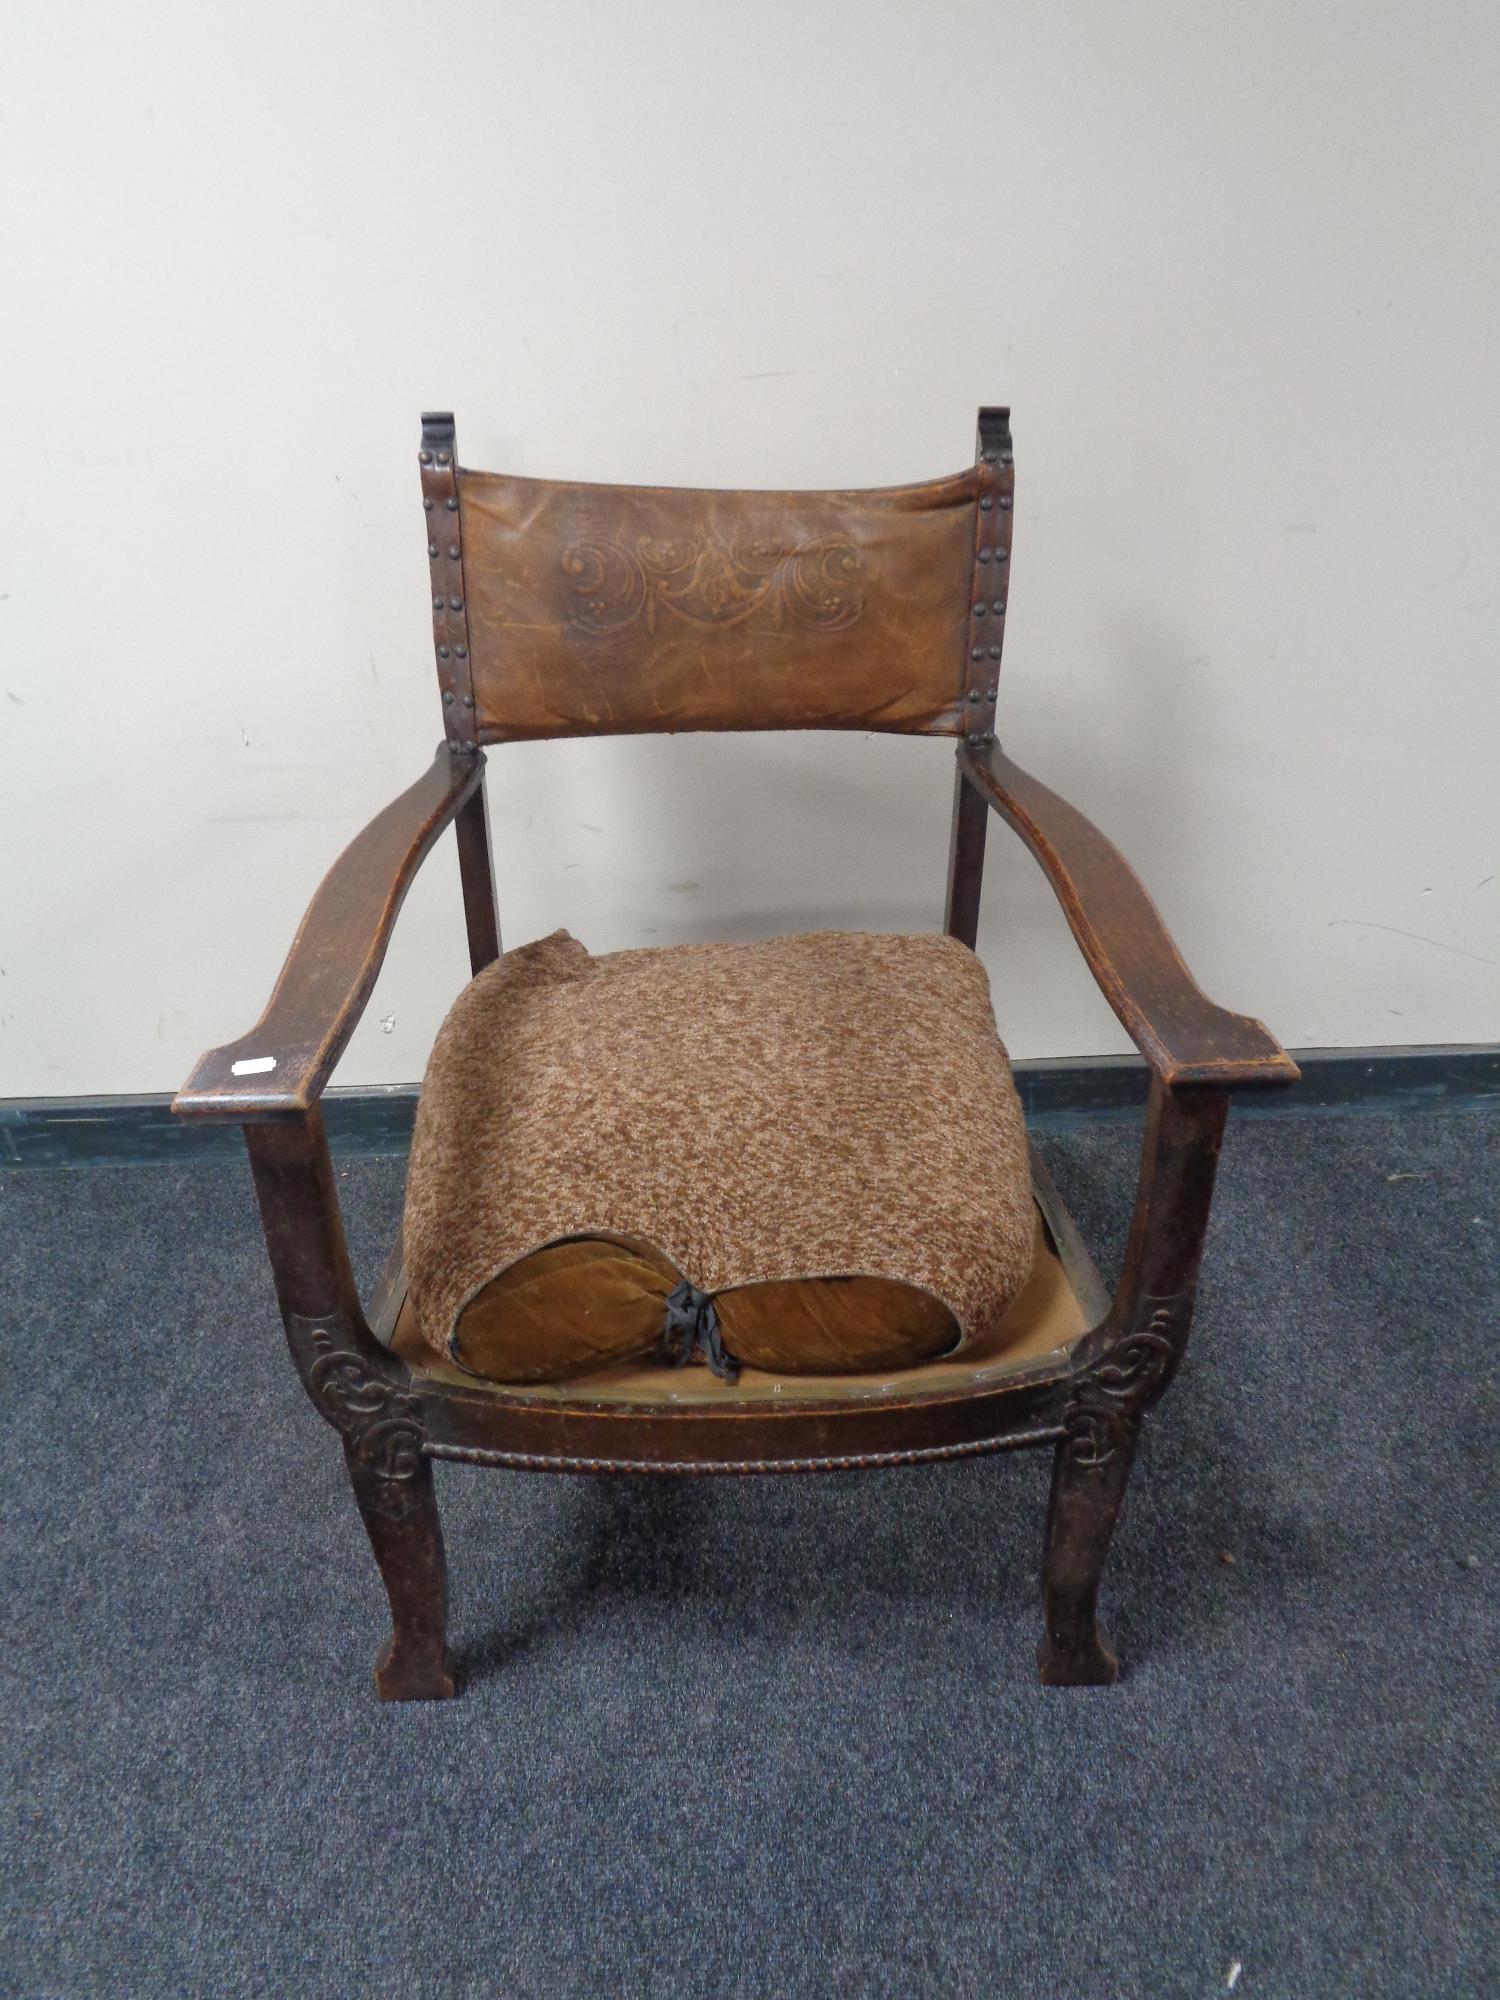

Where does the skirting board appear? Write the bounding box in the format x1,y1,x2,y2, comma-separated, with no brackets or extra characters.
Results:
0,1046,1495,1169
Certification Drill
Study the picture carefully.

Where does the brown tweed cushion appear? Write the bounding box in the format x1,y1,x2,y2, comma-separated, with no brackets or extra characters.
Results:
403,929,1035,1381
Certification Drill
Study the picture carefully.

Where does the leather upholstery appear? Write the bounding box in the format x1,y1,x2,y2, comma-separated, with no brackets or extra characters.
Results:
455,468,982,741
389,1212,1085,1402
447,1234,960,1384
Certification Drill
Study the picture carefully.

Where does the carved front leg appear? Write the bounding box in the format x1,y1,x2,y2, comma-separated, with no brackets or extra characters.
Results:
343,1446,454,1702
1039,1300,1179,1684
286,1313,456,1701
246,1113,456,1701
1039,1080,1229,1686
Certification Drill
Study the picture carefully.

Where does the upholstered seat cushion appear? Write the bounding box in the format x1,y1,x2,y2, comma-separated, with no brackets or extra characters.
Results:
403,928,1035,1383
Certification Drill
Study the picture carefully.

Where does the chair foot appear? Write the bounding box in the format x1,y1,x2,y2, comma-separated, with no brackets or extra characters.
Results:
1038,1625,1121,1687
374,1636,458,1703
1038,1412,1139,1692
344,1439,456,1703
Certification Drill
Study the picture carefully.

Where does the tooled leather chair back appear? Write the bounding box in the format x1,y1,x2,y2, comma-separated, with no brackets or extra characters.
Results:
417,408,1013,750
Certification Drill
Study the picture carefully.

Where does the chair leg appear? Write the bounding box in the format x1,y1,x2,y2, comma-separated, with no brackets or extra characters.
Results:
344,1440,457,1702
1037,1419,1139,1686
243,1112,458,1701
1037,1078,1232,1685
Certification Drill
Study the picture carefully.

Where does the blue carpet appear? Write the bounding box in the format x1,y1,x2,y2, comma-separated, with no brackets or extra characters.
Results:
3,1109,1496,1997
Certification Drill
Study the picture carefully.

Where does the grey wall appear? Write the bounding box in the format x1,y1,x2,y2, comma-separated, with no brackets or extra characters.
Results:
3,0,1496,1095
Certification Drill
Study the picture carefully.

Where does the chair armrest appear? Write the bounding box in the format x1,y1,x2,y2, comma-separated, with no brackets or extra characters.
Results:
173,745,485,1120
959,741,1299,1091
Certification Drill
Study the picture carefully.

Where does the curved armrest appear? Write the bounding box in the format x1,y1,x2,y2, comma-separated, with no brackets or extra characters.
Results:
959,741,1299,1091
174,745,485,1120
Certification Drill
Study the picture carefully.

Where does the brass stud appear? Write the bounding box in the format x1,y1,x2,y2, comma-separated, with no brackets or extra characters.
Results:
449,596,462,611
438,645,450,659
970,645,984,660
445,497,458,511
978,549,991,564
1000,451,1013,466
448,545,460,559
995,549,1007,563
967,731,981,745
987,684,998,697
433,595,444,611
969,687,982,701
989,646,1001,660
436,451,451,465
973,602,986,618
999,495,1013,510
982,451,996,464
463,694,475,707
418,450,433,465
980,497,993,512
455,644,468,658
443,690,454,704
428,543,438,558
423,497,434,511
992,599,1005,613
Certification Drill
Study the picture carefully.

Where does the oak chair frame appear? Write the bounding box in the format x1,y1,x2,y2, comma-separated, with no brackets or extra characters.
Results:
176,409,1298,1700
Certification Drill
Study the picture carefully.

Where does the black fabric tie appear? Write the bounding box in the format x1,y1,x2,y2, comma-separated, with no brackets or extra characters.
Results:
660,1281,739,1383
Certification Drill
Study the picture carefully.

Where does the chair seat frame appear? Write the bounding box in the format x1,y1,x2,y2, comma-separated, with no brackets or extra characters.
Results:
176,414,1297,1699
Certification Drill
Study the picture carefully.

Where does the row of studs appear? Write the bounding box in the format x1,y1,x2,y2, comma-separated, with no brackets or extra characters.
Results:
964,439,1015,747
418,441,477,748
425,1424,1067,1477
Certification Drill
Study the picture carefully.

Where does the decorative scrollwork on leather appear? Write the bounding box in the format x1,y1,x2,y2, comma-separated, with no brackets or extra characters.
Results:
563,534,866,634
294,1319,426,1515
1060,1301,1182,1469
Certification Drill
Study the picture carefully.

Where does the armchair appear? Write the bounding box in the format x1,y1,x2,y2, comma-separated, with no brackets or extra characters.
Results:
176,408,1297,1698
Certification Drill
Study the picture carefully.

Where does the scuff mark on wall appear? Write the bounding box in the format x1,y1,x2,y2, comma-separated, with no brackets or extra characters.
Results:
1327,918,1497,967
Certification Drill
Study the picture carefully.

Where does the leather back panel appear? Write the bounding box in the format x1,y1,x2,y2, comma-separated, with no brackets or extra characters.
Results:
454,467,981,740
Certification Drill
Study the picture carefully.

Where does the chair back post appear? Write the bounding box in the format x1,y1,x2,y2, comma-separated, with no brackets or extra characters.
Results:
419,412,501,972
945,758,988,947
418,411,479,751
454,773,502,975
944,406,1014,945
